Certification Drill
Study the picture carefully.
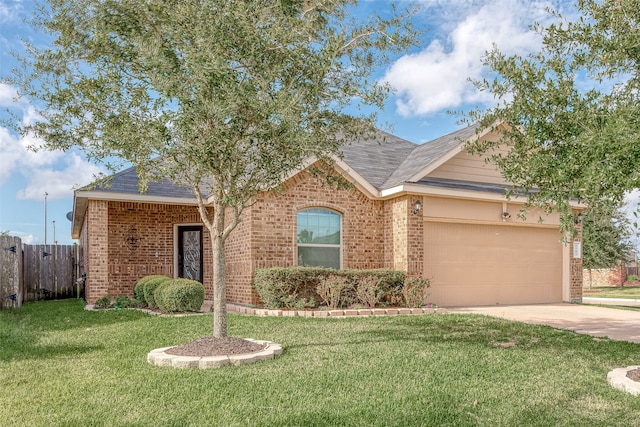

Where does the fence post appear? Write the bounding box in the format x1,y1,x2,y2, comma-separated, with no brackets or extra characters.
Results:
0,235,23,309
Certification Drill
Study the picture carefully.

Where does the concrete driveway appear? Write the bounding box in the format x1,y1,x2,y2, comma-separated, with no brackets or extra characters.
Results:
448,303,640,344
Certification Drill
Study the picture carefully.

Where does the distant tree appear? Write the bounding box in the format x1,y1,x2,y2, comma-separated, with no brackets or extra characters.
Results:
6,0,417,337
467,0,640,231
582,203,631,288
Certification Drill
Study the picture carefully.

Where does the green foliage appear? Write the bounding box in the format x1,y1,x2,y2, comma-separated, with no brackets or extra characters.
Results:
355,275,384,308
94,294,112,309
467,0,640,230
316,274,351,309
582,203,631,270
133,275,168,302
253,267,405,309
154,279,205,312
402,276,430,308
626,274,639,282
142,276,172,309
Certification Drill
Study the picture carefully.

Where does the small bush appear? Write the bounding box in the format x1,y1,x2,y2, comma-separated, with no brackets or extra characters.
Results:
143,276,172,309
114,295,143,309
356,276,384,308
317,274,351,309
154,279,205,312
134,275,168,302
402,276,430,308
94,294,112,309
627,274,639,282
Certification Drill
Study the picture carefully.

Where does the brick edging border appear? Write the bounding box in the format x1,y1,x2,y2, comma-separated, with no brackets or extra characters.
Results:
226,303,443,317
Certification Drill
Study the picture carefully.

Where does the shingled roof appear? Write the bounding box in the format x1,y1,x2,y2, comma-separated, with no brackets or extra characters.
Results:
82,124,483,198
340,123,481,191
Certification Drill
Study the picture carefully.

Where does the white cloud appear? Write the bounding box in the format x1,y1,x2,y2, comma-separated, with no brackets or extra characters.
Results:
0,0,22,24
0,81,105,200
16,152,104,201
384,0,563,117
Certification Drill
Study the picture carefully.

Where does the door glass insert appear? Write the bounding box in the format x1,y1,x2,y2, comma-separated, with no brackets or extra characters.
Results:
178,226,203,282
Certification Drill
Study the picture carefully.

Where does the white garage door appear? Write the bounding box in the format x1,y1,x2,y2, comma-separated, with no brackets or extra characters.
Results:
424,222,563,307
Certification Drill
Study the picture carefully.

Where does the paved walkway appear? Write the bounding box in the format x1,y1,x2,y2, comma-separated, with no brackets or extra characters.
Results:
448,303,640,344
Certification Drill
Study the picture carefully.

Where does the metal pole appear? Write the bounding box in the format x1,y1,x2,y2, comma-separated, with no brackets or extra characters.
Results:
44,192,48,245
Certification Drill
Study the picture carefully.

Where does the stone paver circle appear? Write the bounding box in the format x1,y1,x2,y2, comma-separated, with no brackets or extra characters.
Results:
607,366,640,396
147,339,283,369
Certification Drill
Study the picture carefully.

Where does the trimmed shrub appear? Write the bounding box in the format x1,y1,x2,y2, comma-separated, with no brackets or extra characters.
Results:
154,279,205,312
253,267,405,309
252,267,321,309
356,275,384,308
402,276,430,308
317,274,351,309
143,276,172,309
134,275,168,302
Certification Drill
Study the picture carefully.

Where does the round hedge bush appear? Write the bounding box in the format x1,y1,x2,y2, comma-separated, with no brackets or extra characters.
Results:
134,275,168,302
154,279,205,312
142,276,173,309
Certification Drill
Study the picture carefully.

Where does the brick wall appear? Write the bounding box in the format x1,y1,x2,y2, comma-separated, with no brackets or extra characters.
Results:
247,168,386,288
583,266,625,287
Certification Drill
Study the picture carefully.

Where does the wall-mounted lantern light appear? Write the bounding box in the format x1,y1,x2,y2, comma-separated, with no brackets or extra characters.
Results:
574,212,583,224
501,211,511,221
412,199,422,215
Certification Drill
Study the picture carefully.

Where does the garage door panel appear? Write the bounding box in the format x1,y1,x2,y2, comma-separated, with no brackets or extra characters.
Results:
424,222,562,307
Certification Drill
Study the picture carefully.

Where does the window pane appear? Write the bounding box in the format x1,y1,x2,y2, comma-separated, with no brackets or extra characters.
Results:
297,209,340,244
298,246,340,269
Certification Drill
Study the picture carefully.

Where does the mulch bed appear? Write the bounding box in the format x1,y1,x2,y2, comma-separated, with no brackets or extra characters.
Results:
165,336,266,357
627,368,640,382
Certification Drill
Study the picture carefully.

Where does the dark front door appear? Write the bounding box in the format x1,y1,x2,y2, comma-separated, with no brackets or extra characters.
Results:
178,226,203,282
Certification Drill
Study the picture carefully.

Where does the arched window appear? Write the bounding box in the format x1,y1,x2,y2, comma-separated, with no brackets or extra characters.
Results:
297,208,341,269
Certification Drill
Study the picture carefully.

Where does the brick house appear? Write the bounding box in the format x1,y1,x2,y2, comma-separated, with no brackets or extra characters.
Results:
71,124,583,307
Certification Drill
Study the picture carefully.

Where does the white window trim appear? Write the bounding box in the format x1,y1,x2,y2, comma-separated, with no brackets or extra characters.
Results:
296,208,343,269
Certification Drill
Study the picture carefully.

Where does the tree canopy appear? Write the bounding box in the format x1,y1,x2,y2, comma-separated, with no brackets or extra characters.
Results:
582,202,630,271
6,0,417,337
467,0,640,230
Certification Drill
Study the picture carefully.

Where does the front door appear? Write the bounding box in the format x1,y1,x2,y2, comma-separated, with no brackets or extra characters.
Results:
178,226,203,282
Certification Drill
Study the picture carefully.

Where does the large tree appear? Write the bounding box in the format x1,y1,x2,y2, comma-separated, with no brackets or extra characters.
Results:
582,202,631,287
467,0,640,230
8,0,417,337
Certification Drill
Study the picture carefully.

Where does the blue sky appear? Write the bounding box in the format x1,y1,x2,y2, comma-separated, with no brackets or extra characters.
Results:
0,0,576,244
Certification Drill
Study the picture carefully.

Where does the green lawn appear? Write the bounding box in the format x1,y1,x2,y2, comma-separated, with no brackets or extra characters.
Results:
2,300,640,426
583,286,640,299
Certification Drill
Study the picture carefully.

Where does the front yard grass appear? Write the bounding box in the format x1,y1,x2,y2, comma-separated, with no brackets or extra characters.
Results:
583,286,640,299
1,299,640,426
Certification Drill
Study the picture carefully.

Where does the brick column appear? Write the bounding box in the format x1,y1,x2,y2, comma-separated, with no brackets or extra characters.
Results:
569,220,583,303
385,196,424,276
86,200,109,304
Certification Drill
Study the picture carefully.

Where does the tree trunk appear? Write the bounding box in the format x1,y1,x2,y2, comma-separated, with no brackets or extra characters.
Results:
212,233,227,338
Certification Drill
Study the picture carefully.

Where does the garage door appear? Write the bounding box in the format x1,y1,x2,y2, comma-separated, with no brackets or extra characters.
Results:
424,222,562,307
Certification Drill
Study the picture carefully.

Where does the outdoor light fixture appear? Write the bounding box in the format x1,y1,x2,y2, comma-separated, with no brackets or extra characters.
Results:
501,211,511,221
4,245,16,253
412,199,422,215
574,212,583,224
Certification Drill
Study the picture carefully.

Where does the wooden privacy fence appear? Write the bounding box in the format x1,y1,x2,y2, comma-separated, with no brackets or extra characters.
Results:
0,235,80,309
